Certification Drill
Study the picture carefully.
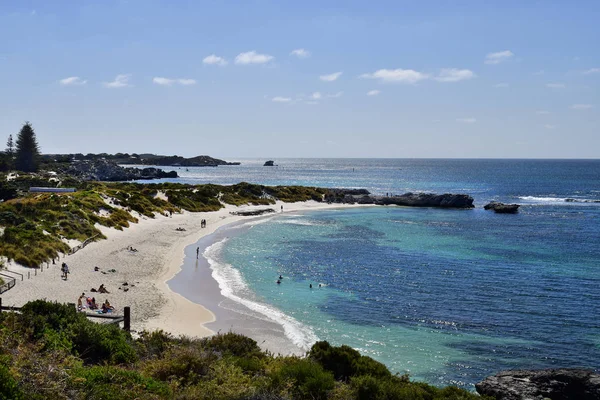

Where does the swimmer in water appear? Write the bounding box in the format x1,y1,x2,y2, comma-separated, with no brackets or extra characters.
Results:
276,280,281,284
279,275,283,280
309,283,313,289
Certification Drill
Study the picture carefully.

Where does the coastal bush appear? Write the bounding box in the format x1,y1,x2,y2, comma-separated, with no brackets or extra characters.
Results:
0,360,23,400
71,365,172,399
201,332,264,359
0,300,491,399
309,340,391,381
269,357,335,400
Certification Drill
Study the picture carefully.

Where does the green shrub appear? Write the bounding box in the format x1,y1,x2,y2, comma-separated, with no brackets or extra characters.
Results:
71,365,172,399
309,341,391,381
270,358,335,400
202,332,264,358
70,319,137,365
143,345,217,386
0,360,23,400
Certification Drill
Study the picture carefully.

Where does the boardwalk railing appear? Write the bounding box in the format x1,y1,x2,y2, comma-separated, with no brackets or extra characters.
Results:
0,298,131,332
0,276,16,294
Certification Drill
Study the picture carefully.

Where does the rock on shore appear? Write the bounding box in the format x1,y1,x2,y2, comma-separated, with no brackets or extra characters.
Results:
325,190,474,209
484,202,520,214
67,160,178,181
476,369,600,400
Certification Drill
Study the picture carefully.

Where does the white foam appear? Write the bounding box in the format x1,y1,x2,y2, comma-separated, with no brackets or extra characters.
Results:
518,196,600,204
275,218,319,226
204,239,319,350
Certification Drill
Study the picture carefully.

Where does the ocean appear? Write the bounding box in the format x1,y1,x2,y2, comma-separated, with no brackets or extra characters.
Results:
157,159,600,389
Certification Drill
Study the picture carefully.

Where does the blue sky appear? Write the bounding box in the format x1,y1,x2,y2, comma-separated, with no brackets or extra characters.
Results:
0,0,598,158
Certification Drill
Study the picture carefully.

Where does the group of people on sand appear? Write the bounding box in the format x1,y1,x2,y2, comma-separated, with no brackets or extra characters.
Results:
77,293,114,313
61,262,70,280
201,219,207,228
127,246,138,252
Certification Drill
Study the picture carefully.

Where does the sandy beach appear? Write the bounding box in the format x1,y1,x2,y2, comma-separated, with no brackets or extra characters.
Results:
1,200,353,344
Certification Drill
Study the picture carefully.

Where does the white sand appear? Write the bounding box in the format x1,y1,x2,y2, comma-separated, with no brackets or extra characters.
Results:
1,201,354,339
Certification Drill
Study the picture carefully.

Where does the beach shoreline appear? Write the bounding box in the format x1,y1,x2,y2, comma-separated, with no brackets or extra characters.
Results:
1,200,357,350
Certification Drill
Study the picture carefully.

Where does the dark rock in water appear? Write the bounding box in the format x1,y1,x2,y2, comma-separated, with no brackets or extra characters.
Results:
230,208,276,216
484,201,520,214
67,160,178,181
476,369,600,400
325,190,474,209
264,160,275,166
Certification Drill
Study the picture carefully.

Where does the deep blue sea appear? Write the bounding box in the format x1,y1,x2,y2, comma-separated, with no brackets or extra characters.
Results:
152,159,600,389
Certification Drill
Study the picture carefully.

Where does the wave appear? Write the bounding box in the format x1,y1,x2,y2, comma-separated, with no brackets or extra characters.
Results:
203,239,319,350
275,218,320,226
518,196,600,204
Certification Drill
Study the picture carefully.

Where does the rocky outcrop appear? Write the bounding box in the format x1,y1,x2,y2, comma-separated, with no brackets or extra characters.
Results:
264,160,275,166
476,369,600,400
484,202,520,214
325,190,474,209
120,154,240,167
67,160,178,181
230,208,276,216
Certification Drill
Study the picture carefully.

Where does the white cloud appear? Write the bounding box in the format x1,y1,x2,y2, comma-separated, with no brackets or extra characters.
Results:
104,74,131,88
272,96,291,103
435,68,475,82
367,90,381,96
546,83,566,89
360,69,428,84
59,76,87,85
311,92,322,100
153,77,175,86
177,79,196,85
544,124,556,129
456,117,477,124
328,91,343,98
536,110,551,115
570,104,593,110
290,49,310,58
485,50,514,65
152,77,196,86
235,51,274,65
320,71,343,82
583,68,600,74
494,83,509,88
203,54,227,66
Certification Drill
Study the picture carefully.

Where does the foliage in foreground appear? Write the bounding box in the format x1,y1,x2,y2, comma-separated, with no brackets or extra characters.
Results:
0,300,490,400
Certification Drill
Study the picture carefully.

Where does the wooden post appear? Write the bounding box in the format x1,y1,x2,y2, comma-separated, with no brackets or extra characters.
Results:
124,307,131,332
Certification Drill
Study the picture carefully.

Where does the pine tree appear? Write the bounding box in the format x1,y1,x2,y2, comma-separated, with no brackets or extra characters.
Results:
6,134,14,157
15,122,41,172
4,134,14,170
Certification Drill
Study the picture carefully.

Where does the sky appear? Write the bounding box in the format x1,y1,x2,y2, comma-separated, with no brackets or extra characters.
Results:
0,0,598,159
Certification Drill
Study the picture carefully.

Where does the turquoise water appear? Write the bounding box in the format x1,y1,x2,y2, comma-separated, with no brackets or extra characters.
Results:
186,159,600,389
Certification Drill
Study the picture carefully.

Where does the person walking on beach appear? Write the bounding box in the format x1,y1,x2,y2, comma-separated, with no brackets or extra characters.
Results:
196,247,199,259
281,205,283,212
61,263,70,280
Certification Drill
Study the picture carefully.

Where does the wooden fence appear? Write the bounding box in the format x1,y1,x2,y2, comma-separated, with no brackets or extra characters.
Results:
0,276,16,294
0,298,130,332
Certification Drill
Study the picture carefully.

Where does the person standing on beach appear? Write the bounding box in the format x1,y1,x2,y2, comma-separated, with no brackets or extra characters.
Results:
281,205,283,212
196,247,199,259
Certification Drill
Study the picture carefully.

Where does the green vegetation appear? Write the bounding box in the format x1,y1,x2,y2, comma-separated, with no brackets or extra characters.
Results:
14,122,41,173
0,177,330,268
0,300,490,400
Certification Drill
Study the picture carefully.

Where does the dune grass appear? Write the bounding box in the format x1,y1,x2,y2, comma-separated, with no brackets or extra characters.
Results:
0,178,329,268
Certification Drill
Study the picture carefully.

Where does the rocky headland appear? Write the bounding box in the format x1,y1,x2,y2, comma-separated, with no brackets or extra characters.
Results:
325,189,475,209
67,159,178,181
